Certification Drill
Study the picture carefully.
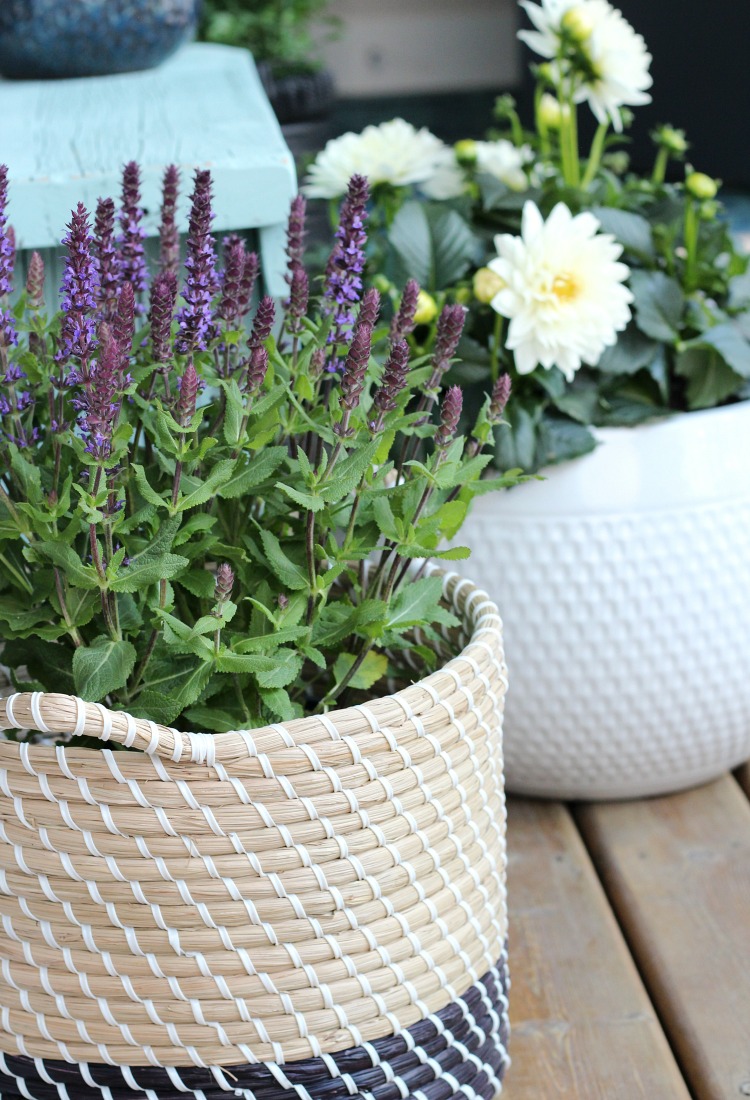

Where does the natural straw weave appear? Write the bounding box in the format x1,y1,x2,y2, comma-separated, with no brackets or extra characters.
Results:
0,571,508,1077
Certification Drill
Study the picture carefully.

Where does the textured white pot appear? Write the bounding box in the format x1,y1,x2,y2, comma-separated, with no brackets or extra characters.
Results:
460,400,750,799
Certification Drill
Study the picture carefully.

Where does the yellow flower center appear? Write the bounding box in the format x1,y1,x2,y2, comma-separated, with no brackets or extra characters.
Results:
552,271,581,302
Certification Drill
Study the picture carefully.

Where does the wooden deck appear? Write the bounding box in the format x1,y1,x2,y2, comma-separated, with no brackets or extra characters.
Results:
503,768,750,1099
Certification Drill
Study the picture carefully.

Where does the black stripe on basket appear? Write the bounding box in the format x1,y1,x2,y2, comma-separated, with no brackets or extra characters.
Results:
0,956,510,1100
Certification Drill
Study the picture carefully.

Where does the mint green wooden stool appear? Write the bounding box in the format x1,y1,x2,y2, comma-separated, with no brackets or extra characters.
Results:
2,43,297,301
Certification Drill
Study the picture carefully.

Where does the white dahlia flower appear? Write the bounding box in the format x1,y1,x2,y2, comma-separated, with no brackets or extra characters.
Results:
303,119,456,199
519,0,653,131
474,140,534,191
488,200,632,380
420,147,468,200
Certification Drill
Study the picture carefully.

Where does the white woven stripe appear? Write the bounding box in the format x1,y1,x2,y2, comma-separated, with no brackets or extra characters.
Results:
0,573,507,1070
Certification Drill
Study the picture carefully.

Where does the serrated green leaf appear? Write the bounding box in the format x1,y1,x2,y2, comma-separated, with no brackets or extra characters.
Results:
2,638,75,693
387,575,446,631
31,543,100,590
73,637,136,702
255,650,304,689
175,459,236,512
218,447,287,499
109,553,189,592
332,651,388,691
259,528,308,590
132,464,167,507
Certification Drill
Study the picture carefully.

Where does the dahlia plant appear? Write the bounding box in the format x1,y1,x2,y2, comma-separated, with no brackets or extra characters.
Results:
0,164,519,738
304,0,750,472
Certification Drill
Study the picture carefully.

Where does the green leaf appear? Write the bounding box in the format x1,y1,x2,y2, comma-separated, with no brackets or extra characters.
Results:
686,321,750,378
136,661,212,722
674,346,742,409
178,568,218,598
277,484,325,511
219,447,287,499
2,638,75,693
728,271,750,310
535,416,597,469
388,201,479,291
332,651,388,691
31,543,100,590
591,207,654,258
259,688,298,722
255,650,304,689
184,704,243,733
175,459,236,512
630,271,685,342
214,652,277,673
320,439,381,503
387,575,446,631
258,528,308,590
131,464,167,507
596,324,659,375
72,637,137,702
109,553,189,592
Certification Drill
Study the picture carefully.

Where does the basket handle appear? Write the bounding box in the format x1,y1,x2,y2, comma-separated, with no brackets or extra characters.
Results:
0,692,218,764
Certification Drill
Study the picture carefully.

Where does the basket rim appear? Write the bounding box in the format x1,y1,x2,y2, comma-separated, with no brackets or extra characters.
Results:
0,569,504,764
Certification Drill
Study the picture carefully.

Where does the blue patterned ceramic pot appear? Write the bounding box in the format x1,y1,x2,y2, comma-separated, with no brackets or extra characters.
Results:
0,0,200,79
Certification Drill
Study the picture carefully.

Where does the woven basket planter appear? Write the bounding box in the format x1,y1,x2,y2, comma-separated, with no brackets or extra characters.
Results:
0,571,510,1100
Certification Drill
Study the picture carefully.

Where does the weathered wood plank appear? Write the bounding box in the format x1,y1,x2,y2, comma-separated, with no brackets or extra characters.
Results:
577,776,750,1100
503,799,689,1099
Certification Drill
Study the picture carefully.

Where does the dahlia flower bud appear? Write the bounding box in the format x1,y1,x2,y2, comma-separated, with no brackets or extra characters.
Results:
652,124,688,155
413,290,438,325
389,278,419,342
435,384,463,450
473,267,505,304
538,93,567,129
561,5,595,42
454,140,478,167
26,251,45,310
686,171,719,200
158,164,181,276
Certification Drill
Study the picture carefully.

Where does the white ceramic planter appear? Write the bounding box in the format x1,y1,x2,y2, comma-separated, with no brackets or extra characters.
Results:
460,401,750,799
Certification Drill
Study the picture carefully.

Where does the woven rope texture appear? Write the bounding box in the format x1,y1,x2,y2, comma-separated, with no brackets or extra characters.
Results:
0,572,508,1075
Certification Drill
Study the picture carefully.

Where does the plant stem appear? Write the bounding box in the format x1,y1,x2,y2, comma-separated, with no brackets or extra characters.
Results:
581,121,609,190
652,147,669,186
54,567,84,648
317,639,375,711
490,313,504,382
684,199,699,291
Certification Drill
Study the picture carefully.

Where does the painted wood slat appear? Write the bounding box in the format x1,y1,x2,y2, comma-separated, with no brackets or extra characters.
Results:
577,776,750,1100
1,44,297,295
504,799,690,1099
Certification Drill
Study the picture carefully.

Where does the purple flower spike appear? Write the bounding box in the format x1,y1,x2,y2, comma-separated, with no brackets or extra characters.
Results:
427,303,466,392
339,322,372,415
322,174,369,370
489,373,512,422
149,270,178,364
94,197,118,321
57,202,100,372
76,332,127,460
237,250,259,324
159,165,181,276
358,287,381,330
435,384,463,450
118,162,148,310
286,267,309,334
249,295,275,350
389,279,420,342
175,169,219,354
370,339,409,430
245,344,269,396
218,237,246,329
286,194,307,277
114,282,135,367
26,251,45,310
0,165,18,348
176,360,200,426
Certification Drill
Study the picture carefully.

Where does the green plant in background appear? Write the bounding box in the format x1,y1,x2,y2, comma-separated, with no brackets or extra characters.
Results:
303,0,750,473
0,164,520,738
199,0,338,76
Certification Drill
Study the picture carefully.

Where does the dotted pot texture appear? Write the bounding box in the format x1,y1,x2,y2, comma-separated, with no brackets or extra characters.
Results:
458,401,750,800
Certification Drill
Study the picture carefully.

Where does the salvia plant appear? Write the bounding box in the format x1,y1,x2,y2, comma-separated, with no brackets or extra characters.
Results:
0,164,520,735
